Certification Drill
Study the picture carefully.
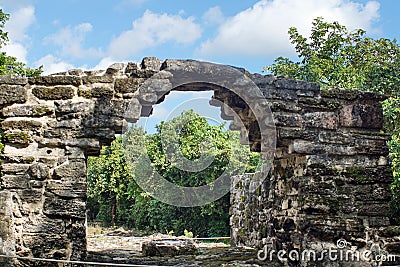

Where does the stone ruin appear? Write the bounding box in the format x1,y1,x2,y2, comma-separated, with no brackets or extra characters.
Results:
0,57,398,266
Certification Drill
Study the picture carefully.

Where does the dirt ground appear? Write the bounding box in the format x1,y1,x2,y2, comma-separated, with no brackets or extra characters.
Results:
86,227,273,266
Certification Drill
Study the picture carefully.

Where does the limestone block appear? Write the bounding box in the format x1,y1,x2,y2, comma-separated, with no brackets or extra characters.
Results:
339,104,383,129
142,239,196,257
3,130,33,145
273,112,303,127
91,86,114,98
114,77,144,94
54,99,94,114
68,69,84,76
0,85,26,105
82,75,113,84
46,180,86,198
0,76,27,85
22,233,69,258
29,163,51,180
2,104,54,117
138,92,158,105
32,86,75,100
274,77,320,91
43,195,86,218
53,160,86,180
106,63,126,75
141,57,162,71
23,215,65,235
29,75,82,87
304,112,338,129
17,189,43,203
1,174,30,189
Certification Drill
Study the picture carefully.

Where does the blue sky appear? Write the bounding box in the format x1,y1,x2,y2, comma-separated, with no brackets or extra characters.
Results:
1,0,399,131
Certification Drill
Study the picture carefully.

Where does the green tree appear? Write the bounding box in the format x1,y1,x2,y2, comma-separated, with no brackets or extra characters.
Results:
87,111,260,236
264,17,400,224
0,9,43,77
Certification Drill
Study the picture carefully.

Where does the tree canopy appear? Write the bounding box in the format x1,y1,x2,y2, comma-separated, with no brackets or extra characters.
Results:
87,110,260,236
0,9,43,77
265,17,400,95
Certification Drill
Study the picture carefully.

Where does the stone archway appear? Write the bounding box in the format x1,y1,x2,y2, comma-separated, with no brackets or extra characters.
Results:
0,57,398,266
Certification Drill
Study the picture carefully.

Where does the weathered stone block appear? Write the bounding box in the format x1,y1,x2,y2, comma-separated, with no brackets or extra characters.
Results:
29,163,51,180
82,75,113,84
105,63,126,76
77,87,92,98
273,113,303,127
1,174,30,189
17,189,43,203
125,62,139,74
0,85,26,105
68,69,84,76
138,92,158,105
339,104,383,129
114,77,144,94
274,78,320,91
23,233,69,258
43,195,86,218
24,216,65,234
1,118,43,131
1,164,30,175
142,239,196,257
47,180,86,198
278,127,318,141
318,131,352,144
356,202,391,217
91,86,114,97
2,104,54,117
141,57,162,71
28,76,82,87
53,160,86,180
54,99,94,114
4,131,32,145
304,112,338,129
0,76,27,85
321,88,359,100
32,86,75,100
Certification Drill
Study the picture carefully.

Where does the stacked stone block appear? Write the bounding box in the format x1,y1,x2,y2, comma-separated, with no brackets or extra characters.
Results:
0,57,398,266
229,76,400,266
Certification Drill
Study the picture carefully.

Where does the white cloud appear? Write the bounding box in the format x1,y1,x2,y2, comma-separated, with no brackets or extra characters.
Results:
3,43,28,63
34,54,75,75
4,6,35,42
44,22,103,59
198,0,380,58
1,6,35,63
202,6,224,25
108,10,202,60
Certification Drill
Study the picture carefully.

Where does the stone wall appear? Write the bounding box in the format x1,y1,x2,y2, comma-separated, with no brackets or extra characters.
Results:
0,57,398,266
229,78,400,265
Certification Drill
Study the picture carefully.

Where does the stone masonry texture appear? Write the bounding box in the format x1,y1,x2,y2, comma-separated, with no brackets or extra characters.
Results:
0,57,398,266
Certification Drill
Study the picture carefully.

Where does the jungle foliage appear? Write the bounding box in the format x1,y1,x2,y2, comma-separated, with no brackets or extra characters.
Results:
87,110,260,236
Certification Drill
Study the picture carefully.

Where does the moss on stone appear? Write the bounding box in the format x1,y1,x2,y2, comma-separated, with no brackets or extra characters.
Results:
78,88,92,98
23,156,35,164
255,186,261,196
34,106,52,116
5,132,32,144
345,167,368,181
